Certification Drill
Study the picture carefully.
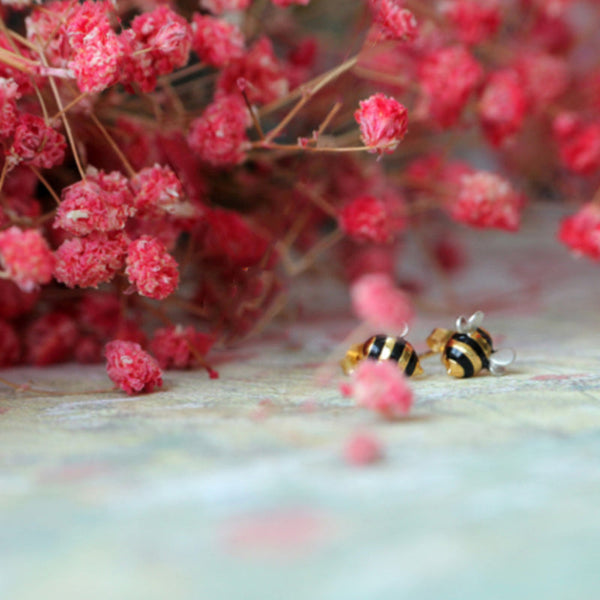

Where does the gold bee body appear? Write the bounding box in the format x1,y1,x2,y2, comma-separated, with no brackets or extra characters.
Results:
341,334,423,376
426,311,514,378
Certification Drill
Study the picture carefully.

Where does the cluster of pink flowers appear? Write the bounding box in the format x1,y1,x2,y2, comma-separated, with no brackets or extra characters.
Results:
0,0,598,394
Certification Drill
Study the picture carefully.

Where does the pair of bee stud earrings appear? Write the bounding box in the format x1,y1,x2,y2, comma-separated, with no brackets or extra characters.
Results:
341,311,515,379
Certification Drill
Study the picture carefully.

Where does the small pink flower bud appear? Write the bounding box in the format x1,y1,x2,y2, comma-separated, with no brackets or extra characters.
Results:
105,340,163,395
354,93,408,154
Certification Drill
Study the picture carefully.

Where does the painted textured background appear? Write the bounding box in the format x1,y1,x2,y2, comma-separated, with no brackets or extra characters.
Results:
2,206,600,600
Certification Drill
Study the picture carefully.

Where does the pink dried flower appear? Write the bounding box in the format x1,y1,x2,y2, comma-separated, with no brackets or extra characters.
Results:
188,95,250,167
6,114,66,170
451,172,521,232
149,325,215,369
121,5,191,93
125,235,179,300
351,360,413,419
216,37,289,105
131,164,189,219
199,0,251,14
338,195,395,244
351,272,414,333
105,340,163,395
0,319,20,366
69,27,124,93
558,203,600,261
344,433,383,466
26,1,72,67
54,231,129,289
55,168,135,235
419,46,483,128
515,52,569,110
0,77,20,138
191,14,244,67
442,0,500,45
354,93,408,154
557,123,600,176
65,0,123,93
478,69,528,147
370,0,418,42
0,227,54,292
25,311,78,366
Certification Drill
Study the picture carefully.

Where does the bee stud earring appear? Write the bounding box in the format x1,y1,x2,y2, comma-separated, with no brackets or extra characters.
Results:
341,326,424,377
424,311,515,378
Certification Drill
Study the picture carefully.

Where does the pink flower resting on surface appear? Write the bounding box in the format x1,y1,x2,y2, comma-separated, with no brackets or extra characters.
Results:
54,232,129,288
191,14,245,68
105,340,163,394
0,227,54,291
350,360,413,419
344,433,384,465
558,203,600,261
149,325,215,369
351,273,414,333
188,95,250,167
355,93,408,154
451,171,522,231
125,236,179,300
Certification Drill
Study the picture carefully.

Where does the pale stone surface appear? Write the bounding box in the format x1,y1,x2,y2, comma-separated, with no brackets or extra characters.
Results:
2,207,600,599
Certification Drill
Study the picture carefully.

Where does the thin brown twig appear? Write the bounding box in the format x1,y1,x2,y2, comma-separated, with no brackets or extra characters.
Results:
28,165,62,205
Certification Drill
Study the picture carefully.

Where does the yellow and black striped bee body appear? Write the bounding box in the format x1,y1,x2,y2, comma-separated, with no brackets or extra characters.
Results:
341,334,423,376
442,327,493,378
364,335,423,376
426,311,515,378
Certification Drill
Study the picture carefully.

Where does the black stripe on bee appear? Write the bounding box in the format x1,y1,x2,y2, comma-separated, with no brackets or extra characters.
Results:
366,335,388,359
445,345,475,378
404,350,419,376
389,340,406,362
476,328,493,349
452,333,490,369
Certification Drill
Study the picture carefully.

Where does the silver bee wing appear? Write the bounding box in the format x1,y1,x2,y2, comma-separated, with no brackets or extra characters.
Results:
489,347,516,376
456,310,484,333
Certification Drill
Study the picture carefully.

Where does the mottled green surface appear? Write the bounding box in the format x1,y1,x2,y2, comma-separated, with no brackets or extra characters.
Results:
2,209,600,600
